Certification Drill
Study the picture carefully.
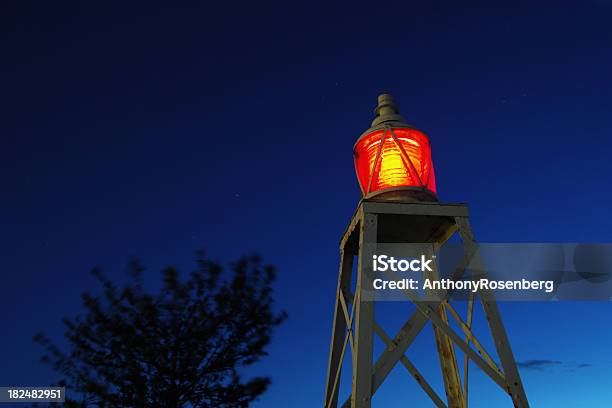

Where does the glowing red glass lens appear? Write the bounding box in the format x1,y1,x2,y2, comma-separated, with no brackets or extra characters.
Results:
354,128,436,197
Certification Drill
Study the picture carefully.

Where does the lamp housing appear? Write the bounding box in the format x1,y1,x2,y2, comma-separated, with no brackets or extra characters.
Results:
354,94,437,202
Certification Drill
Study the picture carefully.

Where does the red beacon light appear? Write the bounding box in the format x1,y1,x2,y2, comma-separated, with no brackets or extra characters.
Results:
354,93,437,202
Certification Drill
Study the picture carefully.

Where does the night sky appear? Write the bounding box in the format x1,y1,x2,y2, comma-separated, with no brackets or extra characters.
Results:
2,1,612,407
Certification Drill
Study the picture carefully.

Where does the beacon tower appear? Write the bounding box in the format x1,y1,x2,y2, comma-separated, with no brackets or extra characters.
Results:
323,94,529,408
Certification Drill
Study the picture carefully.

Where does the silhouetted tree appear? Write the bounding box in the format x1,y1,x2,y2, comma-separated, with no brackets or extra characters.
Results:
34,252,286,408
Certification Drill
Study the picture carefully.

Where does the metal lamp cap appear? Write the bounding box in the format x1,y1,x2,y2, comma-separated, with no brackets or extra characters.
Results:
371,93,408,127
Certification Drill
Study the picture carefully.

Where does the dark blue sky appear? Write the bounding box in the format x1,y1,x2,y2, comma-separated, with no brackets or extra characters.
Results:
2,1,612,406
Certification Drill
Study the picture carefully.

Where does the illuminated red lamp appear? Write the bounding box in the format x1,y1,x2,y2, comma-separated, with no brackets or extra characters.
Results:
354,94,437,202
